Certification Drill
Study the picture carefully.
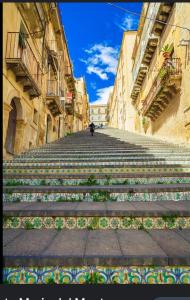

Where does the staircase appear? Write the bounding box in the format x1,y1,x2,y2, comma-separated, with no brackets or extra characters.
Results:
3,129,190,284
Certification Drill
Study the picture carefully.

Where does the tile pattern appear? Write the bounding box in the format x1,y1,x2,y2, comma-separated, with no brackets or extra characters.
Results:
3,192,190,202
3,216,190,230
3,266,190,284
3,177,190,186
3,167,190,175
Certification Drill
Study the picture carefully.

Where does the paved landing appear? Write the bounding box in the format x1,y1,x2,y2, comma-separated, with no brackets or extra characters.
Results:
4,229,190,267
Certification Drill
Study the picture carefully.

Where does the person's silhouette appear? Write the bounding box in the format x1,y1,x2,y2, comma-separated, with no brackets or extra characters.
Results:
89,122,95,136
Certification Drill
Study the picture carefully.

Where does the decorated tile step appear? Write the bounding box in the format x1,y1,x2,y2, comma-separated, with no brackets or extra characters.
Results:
3,177,190,186
3,191,190,202
3,266,190,284
4,160,190,167
10,157,190,163
3,216,190,230
3,166,190,175
20,149,190,153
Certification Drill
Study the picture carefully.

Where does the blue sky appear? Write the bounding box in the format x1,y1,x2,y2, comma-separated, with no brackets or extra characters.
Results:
59,2,143,105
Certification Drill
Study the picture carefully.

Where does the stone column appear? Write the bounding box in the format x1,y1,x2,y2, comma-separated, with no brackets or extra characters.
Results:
3,103,12,157
14,119,27,154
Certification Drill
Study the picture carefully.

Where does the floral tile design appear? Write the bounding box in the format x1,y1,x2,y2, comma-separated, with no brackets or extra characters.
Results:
3,266,190,284
3,167,190,175
3,192,190,202
3,217,190,230
3,177,190,186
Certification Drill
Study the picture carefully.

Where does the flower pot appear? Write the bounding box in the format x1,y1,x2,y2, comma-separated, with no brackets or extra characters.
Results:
163,52,170,59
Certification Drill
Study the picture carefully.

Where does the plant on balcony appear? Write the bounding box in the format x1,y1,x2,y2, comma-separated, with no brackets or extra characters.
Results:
161,44,173,59
158,67,168,80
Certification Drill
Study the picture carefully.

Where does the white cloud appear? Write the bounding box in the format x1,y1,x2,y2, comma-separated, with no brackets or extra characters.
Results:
81,43,119,80
116,15,139,31
91,86,113,105
87,65,108,80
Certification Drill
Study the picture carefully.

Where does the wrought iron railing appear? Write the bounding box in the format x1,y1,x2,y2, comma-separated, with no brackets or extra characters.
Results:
47,80,59,96
6,32,42,90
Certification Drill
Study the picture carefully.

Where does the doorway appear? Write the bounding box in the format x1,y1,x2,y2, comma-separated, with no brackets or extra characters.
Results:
5,99,17,154
46,114,52,143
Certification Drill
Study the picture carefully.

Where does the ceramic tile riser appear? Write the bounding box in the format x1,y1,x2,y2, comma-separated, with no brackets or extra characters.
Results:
3,129,190,284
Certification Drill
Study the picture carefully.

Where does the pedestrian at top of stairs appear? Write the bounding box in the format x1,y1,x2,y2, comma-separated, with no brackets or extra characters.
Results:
89,122,95,136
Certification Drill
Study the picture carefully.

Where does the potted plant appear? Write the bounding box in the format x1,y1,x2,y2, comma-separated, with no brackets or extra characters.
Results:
161,44,173,59
158,67,168,80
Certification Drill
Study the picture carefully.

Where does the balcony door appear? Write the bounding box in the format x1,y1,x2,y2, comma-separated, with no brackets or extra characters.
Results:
46,114,52,143
5,99,17,154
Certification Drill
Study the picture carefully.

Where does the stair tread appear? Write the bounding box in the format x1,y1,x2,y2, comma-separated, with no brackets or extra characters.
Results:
3,183,190,192
3,229,190,266
3,201,190,216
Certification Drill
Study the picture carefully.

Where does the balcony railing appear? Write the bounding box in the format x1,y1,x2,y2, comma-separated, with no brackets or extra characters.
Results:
46,80,63,117
65,92,74,115
141,58,182,120
6,32,42,98
47,80,59,97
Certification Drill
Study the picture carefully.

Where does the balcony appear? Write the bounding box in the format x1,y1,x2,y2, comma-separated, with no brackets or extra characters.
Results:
152,3,174,36
47,40,59,73
6,32,42,99
141,58,182,121
46,80,63,117
142,37,158,66
131,65,148,103
64,66,75,92
131,3,174,103
65,92,74,115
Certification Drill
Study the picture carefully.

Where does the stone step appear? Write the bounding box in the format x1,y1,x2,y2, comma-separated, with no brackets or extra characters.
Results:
3,177,190,186
4,201,190,217
20,147,190,152
3,183,190,193
3,229,190,267
3,201,190,230
4,161,190,168
4,163,190,169
11,156,190,162
3,170,190,180
4,157,190,164
3,191,190,202
3,166,190,176
23,148,190,153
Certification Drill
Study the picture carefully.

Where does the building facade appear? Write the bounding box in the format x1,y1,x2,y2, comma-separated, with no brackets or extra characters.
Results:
90,104,108,127
108,3,190,144
3,2,76,159
130,3,190,143
73,77,89,132
108,31,137,131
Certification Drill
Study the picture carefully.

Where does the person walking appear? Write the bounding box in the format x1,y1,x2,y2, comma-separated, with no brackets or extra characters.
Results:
89,122,95,136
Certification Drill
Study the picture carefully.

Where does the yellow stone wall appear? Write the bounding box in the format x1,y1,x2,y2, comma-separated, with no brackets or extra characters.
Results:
137,3,190,144
90,105,108,126
73,78,89,132
108,31,137,131
3,3,76,159
108,3,190,145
